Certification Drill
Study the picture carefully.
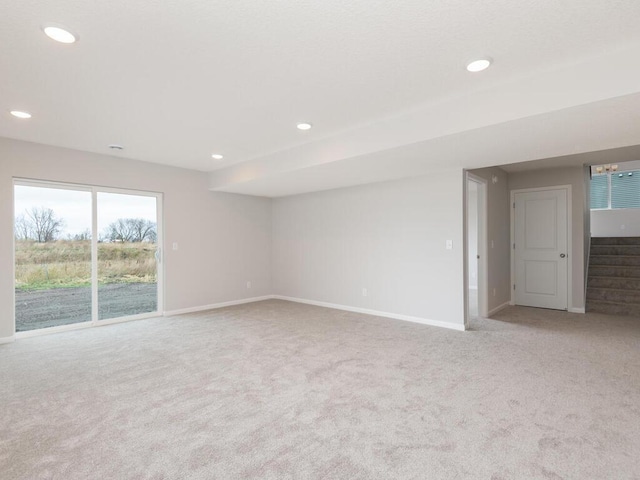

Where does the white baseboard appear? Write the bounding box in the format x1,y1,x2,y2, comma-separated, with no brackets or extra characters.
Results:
0,335,15,345
272,295,465,332
505,302,585,314
163,295,274,316
488,301,510,317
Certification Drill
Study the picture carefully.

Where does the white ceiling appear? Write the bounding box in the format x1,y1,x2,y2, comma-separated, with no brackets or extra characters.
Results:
2,1,640,196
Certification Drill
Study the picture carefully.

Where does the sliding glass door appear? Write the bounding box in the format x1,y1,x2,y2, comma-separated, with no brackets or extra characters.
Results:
14,181,162,333
14,185,93,332
97,192,159,320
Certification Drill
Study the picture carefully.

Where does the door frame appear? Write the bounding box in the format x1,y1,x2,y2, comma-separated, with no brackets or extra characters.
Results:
13,178,164,339
510,185,572,311
464,172,488,326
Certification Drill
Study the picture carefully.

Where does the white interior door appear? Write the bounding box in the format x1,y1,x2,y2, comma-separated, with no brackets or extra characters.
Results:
514,188,568,310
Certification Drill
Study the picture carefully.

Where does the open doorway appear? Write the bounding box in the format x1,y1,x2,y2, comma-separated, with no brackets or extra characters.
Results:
466,173,488,323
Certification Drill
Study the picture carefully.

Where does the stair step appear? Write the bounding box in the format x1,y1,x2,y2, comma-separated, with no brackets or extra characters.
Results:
587,238,640,317
586,287,640,304
589,256,640,267
587,300,640,317
591,237,640,246
590,245,640,256
588,265,640,278
587,276,640,290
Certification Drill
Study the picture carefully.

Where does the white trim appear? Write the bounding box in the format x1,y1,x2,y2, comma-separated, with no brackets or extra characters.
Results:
14,178,93,192
156,193,165,315
0,335,15,345
96,311,160,326
488,301,510,317
16,312,166,339
163,295,274,316
11,183,16,336
272,295,466,332
91,189,98,323
465,172,489,328
16,321,94,339
14,177,162,197
567,187,574,312
568,307,586,314
585,162,593,300
510,184,573,311
477,176,489,320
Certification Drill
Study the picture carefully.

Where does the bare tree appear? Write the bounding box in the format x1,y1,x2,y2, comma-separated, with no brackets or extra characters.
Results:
105,218,157,243
68,229,92,241
14,214,32,240
15,207,65,242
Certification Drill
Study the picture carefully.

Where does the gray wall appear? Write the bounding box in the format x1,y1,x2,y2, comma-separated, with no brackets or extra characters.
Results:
0,137,592,341
272,172,465,327
508,167,587,310
591,209,640,237
468,167,511,313
0,138,272,340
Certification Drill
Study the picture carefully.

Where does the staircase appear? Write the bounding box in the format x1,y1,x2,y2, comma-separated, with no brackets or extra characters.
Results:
587,237,640,316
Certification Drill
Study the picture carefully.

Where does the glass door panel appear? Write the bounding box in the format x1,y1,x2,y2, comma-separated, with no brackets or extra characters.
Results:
97,192,158,320
14,185,92,331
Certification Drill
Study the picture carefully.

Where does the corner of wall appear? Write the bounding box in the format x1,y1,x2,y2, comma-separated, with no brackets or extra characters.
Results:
0,335,16,345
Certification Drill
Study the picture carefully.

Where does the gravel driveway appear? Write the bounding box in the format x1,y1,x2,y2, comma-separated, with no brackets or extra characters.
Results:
15,283,157,332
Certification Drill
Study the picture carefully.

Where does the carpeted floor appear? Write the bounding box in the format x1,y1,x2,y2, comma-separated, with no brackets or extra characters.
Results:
1,300,639,479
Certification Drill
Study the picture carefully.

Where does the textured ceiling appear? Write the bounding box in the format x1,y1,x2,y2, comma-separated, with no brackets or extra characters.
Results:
2,0,640,194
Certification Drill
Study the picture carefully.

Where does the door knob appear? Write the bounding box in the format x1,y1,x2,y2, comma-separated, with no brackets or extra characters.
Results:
560,253,566,258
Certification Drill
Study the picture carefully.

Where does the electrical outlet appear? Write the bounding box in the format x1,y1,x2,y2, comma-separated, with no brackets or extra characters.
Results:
246,281,251,289
362,288,368,297
493,288,496,297
172,242,178,251
446,240,453,250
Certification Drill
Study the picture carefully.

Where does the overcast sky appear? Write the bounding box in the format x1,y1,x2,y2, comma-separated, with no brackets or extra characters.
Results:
15,185,157,237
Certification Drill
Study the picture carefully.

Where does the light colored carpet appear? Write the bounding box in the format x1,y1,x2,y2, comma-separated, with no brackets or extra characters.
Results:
1,300,639,479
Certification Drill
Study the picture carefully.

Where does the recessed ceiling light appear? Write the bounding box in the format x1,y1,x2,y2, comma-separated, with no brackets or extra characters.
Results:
108,144,124,150
466,58,492,73
42,25,77,44
10,110,32,119
211,154,224,160
296,123,312,131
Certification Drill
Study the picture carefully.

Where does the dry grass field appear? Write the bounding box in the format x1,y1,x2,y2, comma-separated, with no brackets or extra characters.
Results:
15,240,157,290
